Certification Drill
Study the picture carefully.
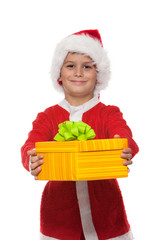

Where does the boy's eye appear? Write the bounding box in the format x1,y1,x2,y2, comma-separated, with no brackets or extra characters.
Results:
66,64,74,68
84,65,92,69
65,64,93,69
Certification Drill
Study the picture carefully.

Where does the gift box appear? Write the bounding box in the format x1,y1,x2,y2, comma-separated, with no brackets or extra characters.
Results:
36,139,128,181
36,138,128,181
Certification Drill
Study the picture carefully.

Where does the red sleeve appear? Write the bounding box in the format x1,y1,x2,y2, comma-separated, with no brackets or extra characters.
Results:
106,106,139,158
21,110,55,171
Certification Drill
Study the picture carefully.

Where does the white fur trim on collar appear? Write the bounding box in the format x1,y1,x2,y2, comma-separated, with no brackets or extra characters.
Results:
50,34,111,94
58,94,99,121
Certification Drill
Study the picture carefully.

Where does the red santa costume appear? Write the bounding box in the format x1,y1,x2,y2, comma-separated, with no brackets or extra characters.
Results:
21,30,139,240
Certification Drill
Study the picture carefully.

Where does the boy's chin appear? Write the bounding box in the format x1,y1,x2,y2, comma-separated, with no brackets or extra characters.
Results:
71,91,94,98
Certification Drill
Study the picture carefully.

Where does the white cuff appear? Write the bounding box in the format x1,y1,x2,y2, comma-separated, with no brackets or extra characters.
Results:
29,148,36,172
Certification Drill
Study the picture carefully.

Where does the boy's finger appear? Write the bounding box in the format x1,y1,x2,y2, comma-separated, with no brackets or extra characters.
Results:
123,160,133,166
27,149,37,156
31,155,43,163
31,166,42,177
30,159,44,170
123,148,131,153
121,153,132,160
114,134,120,139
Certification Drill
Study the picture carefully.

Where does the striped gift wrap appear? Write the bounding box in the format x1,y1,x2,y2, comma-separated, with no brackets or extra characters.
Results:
36,139,128,181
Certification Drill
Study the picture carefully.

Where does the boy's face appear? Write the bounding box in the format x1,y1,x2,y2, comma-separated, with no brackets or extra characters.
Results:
60,53,97,102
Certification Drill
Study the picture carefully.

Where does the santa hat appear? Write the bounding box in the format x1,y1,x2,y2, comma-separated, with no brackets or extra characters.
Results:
50,29,111,94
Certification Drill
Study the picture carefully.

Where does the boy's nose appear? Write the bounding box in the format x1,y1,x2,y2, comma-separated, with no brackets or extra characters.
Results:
74,67,83,77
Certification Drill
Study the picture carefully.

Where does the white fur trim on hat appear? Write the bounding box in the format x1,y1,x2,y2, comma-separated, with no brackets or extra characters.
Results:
50,34,111,94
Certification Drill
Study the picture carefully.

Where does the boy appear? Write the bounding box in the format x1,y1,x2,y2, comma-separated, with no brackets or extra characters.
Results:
21,29,139,240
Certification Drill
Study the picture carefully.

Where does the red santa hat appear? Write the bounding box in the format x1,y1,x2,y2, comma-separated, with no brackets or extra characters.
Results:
50,29,111,94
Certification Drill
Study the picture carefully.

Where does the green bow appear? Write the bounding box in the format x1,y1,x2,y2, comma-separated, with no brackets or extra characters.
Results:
54,121,96,141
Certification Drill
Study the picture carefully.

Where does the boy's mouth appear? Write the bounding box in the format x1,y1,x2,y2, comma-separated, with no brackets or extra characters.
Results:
70,80,87,84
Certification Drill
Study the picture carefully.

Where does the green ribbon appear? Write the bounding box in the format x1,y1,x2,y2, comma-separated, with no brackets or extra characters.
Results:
54,121,96,141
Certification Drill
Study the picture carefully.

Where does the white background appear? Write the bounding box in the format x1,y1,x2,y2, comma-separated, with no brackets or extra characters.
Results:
0,0,160,239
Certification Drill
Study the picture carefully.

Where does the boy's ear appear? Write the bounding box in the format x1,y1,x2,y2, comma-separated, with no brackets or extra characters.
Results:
58,78,63,86
96,79,99,84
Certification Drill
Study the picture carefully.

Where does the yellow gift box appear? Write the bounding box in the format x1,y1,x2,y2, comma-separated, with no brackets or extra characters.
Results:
36,138,128,181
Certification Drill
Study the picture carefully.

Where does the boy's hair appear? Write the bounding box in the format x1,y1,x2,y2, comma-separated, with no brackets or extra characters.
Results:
50,29,111,94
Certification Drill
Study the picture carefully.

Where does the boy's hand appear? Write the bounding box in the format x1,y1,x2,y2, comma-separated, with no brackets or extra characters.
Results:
114,134,133,173
27,149,44,180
